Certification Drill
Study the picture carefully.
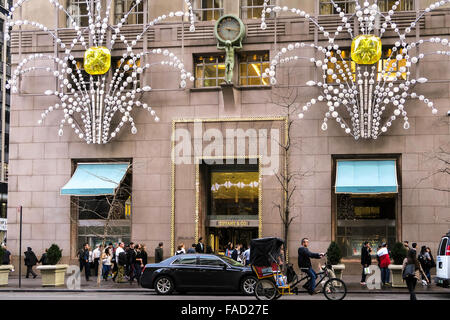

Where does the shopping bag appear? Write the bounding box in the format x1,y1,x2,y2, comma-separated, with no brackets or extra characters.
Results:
364,267,370,275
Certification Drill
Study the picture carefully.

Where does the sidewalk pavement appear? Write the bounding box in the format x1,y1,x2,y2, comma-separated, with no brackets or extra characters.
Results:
0,274,448,293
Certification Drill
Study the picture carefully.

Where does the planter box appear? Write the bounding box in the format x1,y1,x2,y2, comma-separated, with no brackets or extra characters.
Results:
0,265,13,286
331,264,345,280
37,265,69,287
388,264,407,288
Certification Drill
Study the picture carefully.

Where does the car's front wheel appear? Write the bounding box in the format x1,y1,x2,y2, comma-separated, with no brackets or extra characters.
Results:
154,276,174,295
241,276,257,295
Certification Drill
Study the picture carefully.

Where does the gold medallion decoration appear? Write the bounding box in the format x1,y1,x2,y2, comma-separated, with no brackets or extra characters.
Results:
83,46,111,75
351,35,382,65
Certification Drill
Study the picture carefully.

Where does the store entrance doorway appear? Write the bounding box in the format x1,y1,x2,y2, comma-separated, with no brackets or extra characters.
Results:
207,227,258,254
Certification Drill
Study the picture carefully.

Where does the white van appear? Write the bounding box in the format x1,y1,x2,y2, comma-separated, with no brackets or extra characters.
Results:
436,231,450,288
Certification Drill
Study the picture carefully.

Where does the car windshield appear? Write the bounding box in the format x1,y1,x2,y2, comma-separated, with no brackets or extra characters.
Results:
220,255,244,267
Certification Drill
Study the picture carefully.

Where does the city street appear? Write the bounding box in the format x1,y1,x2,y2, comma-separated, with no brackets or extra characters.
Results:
0,291,448,300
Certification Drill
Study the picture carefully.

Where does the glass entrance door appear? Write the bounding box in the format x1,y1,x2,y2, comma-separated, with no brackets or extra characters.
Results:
207,227,258,254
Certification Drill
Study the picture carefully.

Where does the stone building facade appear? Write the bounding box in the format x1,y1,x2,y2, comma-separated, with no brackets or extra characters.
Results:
5,0,450,272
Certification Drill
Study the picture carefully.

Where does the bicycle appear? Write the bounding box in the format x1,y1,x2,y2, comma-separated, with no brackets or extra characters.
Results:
251,237,347,301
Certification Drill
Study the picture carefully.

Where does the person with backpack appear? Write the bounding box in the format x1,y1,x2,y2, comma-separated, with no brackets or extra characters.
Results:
24,247,38,278
402,248,429,300
115,242,126,283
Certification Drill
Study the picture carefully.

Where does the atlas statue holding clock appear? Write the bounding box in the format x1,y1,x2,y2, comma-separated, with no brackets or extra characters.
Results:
214,15,246,83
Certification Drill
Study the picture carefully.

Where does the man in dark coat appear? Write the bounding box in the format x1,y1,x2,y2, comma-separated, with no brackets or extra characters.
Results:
2,245,11,265
155,242,164,263
39,248,48,265
79,243,90,281
24,247,38,278
298,238,323,295
360,241,372,285
195,237,205,253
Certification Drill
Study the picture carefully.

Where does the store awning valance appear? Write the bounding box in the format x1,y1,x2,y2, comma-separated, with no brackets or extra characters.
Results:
335,160,398,194
61,163,129,196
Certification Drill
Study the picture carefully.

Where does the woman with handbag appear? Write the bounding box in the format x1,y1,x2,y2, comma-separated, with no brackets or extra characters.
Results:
360,242,372,285
402,249,429,300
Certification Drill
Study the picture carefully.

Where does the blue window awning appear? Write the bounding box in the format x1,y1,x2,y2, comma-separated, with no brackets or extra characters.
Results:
61,163,129,196
335,160,398,194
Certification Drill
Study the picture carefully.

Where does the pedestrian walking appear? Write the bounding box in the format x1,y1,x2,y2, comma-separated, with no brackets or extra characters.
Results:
76,246,85,273
134,244,144,285
101,247,112,281
92,244,102,277
115,242,126,283
155,242,164,263
176,243,186,255
88,245,94,276
187,243,196,253
403,241,410,251
141,245,148,266
80,243,91,281
195,237,205,253
418,245,432,284
39,248,48,265
377,243,391,286
127,243,137,282
243,245,251,266
111,243,118,281
24,247,38,279
360,241,372,285
1,245,11,265
225,242,233,258
231,244,240,261
402,248,429,300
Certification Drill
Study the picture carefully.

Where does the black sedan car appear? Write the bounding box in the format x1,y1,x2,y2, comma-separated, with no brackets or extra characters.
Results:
140,254,257,295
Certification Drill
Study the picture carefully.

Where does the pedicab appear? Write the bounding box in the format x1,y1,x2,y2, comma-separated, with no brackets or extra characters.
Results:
250,237,347,300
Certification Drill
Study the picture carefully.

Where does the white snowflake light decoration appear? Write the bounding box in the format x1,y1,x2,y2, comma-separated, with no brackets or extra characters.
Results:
5,0,196,144
261,0,449,139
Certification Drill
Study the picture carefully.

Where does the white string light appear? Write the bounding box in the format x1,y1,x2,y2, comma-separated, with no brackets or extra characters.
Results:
262,0,448,139
5,0,196,144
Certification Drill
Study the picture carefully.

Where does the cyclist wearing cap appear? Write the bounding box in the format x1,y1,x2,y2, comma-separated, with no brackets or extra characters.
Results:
298,238,324,295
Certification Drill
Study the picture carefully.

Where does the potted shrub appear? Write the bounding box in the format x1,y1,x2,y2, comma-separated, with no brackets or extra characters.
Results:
326,241,345,280
388,242,408,288
0,246,13,286
36,244,68,287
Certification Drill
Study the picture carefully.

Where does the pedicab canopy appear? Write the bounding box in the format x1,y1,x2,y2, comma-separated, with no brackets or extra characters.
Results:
60,163,129,196
335,160,398,194
249,237,284,267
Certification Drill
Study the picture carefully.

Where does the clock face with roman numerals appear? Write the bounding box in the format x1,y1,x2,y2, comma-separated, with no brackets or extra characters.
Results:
215,15,245,43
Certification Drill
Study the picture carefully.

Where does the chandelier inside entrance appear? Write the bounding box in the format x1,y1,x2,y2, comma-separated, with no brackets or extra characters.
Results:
5,0,196,144
261,0,449,140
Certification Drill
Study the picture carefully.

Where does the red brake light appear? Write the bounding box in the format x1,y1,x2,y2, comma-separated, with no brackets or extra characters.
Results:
446,245,450,256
